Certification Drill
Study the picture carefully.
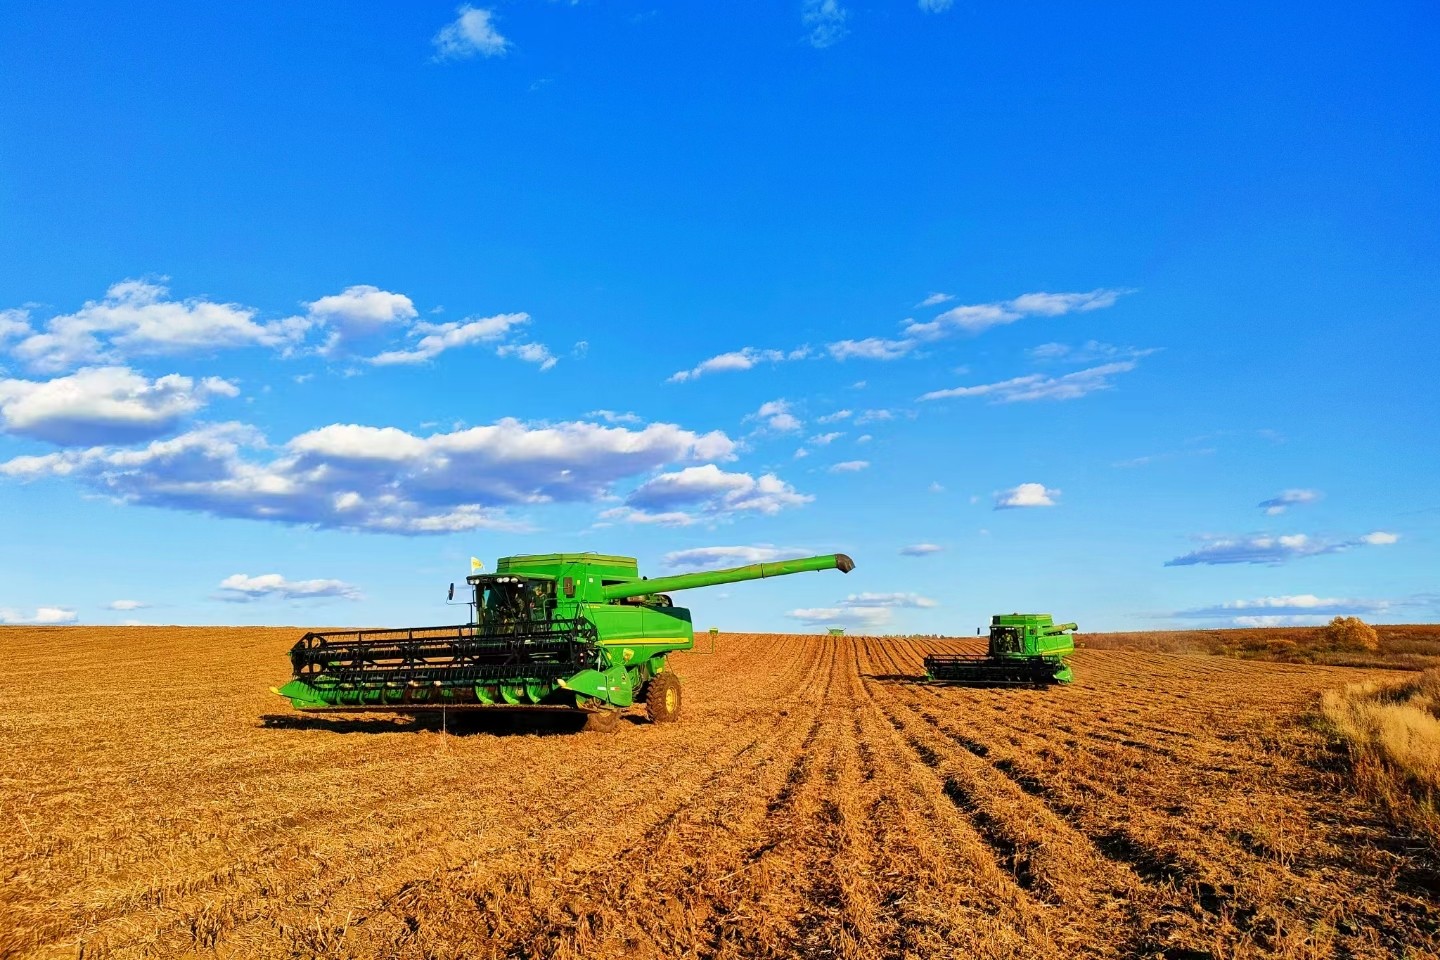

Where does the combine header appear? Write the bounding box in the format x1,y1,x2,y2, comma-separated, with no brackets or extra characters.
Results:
924,613,1076,686
273,552,854,727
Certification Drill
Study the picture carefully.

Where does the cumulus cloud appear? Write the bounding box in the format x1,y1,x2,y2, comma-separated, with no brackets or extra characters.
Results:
217,573,362,602
995,483,1058,509
308,285,417,339
663,545,811,570
1173,595,1390,619
369,313,528,365
916,292,952,307
802,0,848,48
904,288,1131,341
107,600,149,611
1165,531,1399,566
8,280,304,373
828,460,869,473
2,417,737,535
749,399,803,433
0,309,30,342
842,592,937,608
900,543,942,556
0,606,77,624
1257,489,1321,515
854,409,895,425
625,464,812,521
920,361,1139,403
433,5,509,60
668,346,808,383
808,432,843,445
0,366,238,445
586,409,642,424
816,410,852,424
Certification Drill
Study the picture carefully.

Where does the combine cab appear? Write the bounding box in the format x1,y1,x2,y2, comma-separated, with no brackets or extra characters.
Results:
924,613,1076,686
273,552,854,726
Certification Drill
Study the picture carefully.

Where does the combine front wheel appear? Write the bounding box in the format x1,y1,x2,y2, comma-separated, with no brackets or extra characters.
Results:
646,672,682,723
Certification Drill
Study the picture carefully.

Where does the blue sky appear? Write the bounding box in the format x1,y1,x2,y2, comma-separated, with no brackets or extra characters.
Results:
1,1,1436,632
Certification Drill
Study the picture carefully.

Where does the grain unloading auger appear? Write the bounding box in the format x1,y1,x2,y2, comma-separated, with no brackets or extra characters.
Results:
273,552,854,726
924,613,1077,686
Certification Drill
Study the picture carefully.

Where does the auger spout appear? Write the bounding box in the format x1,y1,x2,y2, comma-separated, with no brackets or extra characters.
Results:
600,553,854,601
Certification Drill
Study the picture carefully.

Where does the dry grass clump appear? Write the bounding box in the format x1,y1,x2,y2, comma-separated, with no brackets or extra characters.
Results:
1320,669,1440,850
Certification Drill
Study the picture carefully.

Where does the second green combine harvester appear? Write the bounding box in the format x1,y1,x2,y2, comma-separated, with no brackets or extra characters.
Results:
924,613,1078,686
274,552,854,729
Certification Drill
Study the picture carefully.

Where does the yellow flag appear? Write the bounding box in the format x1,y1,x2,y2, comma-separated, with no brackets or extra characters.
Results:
470,557,484,572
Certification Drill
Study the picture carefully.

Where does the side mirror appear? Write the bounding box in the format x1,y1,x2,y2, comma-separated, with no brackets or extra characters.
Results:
448,583,455,601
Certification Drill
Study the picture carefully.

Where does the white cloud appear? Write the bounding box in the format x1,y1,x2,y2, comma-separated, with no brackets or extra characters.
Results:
1257,489,1322,515
843,592,937,608
827,337,916,361
2,417,737,535
995,483,1058,509
0,606,77,624
928,481,944,493
829,460,869,473
1027,340,1156,364
816,409,852,424
787,606,892,628
916,292,952,307
802,0,848,48
668,346,808,383
586,409,642,424
217,573,362,602
856,434,872,443
918,0,953,10
809,432,844,445
1165,531,1399,566
497,342,558,371
596,506,696,527
920,361,1139,403
626,463,812,517
9,280,303,373
369,313,528,365
0,366,238,445
433,5,509,60
1174,595,1390,619
663,545,811,570
107,600,149,611
750,398,803,433
308,285,417,338
854,409,894,425
904,288,1131,340
0,309,31,342
900,543,943,556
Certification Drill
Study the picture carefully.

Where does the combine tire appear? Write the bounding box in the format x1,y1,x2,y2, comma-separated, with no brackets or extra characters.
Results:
582,710,620,734
646,672,682,724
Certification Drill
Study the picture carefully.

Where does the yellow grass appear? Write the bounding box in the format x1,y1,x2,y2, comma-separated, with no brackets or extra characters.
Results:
1321,669,1440,850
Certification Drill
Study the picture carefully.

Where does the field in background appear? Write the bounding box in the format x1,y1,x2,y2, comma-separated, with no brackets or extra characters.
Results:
3,626,1439,959
1076,624,1440,670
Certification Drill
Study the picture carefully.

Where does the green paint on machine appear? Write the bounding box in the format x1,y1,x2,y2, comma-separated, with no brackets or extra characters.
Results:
273,552,855,724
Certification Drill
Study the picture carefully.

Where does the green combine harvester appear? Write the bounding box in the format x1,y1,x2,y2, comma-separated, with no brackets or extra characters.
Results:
924,613,1077,686
273,552,854,728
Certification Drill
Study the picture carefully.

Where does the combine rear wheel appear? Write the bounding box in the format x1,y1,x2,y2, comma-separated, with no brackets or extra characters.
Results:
646,672,682,723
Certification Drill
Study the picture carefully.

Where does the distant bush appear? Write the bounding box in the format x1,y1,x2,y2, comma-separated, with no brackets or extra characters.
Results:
1324,616,1380,652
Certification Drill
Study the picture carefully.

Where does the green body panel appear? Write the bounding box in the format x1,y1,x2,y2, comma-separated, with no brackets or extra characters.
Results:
277,552,853,713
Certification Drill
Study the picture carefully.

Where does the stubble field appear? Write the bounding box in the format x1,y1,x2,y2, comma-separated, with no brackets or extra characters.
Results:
2,626,1437,959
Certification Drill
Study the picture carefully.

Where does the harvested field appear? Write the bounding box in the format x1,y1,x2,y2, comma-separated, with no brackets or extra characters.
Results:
3,627,1439,959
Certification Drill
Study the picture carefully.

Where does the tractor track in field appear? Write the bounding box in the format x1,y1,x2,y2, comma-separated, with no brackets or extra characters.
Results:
4,628,1440,959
